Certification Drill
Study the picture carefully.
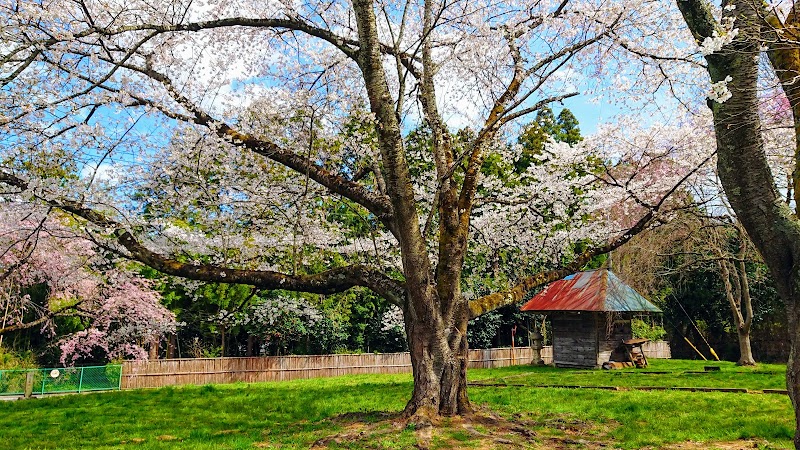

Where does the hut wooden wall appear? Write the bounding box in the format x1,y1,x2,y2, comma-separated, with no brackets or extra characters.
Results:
551,312,670,368
551,312,598,368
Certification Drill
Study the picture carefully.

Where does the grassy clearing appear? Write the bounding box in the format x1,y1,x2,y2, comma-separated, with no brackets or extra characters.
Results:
0,359,793,449
470,359,788,390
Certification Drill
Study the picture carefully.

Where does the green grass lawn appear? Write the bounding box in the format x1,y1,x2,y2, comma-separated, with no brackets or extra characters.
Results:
0,359,793,449
470,359,788,390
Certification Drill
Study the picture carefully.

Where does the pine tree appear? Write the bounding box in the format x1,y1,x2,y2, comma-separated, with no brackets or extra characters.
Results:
516,107,582,171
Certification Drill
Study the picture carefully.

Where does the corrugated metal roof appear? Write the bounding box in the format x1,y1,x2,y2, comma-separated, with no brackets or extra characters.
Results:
520,269,661,313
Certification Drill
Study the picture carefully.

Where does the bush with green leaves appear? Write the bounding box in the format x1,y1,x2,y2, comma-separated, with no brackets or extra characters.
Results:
0,348,36,370
632,318,667,342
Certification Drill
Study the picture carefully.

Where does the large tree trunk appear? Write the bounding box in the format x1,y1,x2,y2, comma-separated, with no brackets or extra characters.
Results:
148,337,159,360
712,36,800,440
350,0,476,421
247,335,254,357
762,9,800,444
402,289,472,421
166,334,176,359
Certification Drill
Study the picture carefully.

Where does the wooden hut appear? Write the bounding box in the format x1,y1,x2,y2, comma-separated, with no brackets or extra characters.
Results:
520,269,661,369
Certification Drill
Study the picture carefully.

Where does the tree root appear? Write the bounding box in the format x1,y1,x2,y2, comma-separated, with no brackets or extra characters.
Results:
310,407,557,449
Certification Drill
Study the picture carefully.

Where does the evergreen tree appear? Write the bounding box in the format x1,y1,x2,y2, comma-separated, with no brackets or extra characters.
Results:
516,107,582,171
555,109,582,145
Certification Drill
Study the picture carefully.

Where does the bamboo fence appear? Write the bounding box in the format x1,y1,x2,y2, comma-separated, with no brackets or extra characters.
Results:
642,340,671,359
121,341,669,389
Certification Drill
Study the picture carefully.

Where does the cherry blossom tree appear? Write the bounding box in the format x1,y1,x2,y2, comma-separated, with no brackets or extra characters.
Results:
236,295,323,355
0,204,176,363
0,0,707,420
0,204,104,338
57,277,177,364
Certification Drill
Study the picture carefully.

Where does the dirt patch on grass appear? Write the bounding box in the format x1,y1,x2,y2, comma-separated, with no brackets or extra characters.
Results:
156,435,178,441
308,409,616,449
306,410,787,449
309,412,403,449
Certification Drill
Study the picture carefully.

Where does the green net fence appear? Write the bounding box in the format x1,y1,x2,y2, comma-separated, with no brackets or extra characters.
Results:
0,365,122,396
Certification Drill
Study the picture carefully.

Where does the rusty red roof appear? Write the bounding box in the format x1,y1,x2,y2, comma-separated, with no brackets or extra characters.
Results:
520,269,661,313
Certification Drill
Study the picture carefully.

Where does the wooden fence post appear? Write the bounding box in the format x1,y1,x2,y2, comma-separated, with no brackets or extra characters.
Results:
24,371,34,398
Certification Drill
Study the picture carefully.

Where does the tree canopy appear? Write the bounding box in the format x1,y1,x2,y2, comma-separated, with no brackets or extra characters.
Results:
0,0,716,419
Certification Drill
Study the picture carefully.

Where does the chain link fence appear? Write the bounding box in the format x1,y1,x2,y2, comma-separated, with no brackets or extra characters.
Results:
0,365,122,396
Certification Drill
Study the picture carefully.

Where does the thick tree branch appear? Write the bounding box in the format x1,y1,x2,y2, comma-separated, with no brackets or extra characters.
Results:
467,208,657,319
7,42,395,224
352,0,430,270
0,296,84,336
96,59,395,221
454,26,528,226
0,171,406,305
351,165,373,182
0,312,56,335
676,0,720,44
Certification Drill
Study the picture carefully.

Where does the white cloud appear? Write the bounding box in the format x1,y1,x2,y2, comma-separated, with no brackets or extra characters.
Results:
81,162,119,185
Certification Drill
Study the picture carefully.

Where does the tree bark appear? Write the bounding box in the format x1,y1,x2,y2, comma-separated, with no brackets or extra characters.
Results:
737,329,756,366
350,0,474,420
148,337,159,360
166,334,176,359
403,292,471,420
